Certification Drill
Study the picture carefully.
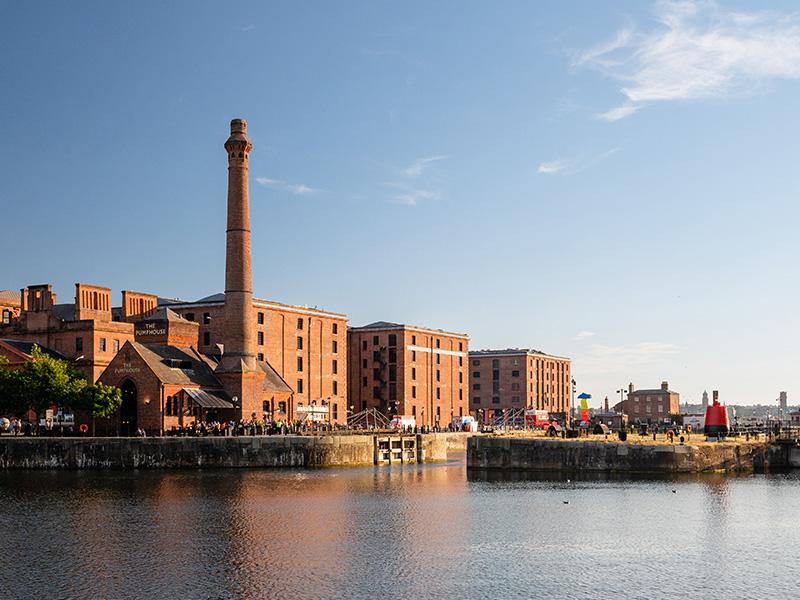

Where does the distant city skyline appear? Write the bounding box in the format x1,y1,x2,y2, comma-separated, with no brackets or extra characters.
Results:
3,1,800,405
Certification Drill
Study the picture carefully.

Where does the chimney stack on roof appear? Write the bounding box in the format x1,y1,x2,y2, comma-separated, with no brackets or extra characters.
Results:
661,381,669,391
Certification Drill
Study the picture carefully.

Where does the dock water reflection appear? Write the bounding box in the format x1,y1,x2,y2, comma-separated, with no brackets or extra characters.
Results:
1,455,799,599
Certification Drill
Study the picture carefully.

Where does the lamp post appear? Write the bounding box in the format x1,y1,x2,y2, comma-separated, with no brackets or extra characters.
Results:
616,388,628,430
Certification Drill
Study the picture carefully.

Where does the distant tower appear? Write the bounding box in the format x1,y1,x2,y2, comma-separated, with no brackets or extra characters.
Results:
215,119,264,417
604,396,609,412
702,390,709,409
779,391,788,415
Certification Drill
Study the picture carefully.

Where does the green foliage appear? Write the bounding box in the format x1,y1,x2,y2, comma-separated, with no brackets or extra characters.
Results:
0,345,120,418
76,382,122,418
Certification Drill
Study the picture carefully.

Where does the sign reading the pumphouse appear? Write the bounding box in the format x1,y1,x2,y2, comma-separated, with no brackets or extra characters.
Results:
135,321,166,337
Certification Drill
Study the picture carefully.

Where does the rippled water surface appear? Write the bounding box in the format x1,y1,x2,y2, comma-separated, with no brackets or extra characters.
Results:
2,456,800,599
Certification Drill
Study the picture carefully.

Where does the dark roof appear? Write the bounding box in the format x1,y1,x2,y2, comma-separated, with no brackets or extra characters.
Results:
350,320,468,337
470,348,550,356
0,339,68,361
131,342,221,387
196,293,225,303
258,360,293,393
138,307,191,322
630,388,676,395
52,304,76,321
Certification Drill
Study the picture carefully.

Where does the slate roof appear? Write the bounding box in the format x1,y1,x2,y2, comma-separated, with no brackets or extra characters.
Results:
131,342,221,387
258,360,293,393
350,320,468,337
52,304,76,322
0,339,68,361
139,307,191,322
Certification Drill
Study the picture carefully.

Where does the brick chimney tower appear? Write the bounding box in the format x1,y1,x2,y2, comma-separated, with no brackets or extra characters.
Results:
215,119,264,417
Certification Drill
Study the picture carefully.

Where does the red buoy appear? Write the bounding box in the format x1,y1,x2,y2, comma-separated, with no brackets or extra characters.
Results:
704,390,730,437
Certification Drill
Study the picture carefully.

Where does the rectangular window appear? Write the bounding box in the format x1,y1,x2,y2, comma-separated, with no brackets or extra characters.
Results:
473,383,481,390
258,331,264,345
388,348,397,363
257,312,264,324
492,359,499,368
333,381,338,395
412,405,417,416
436,388,440,400
512,396,520,403
472,359,480,366
362,340,367,351
203,332,210,345
332,340,338,354
279,401,287,414
297,318,303,330
362,376,368,387
362,358,367,369
262,400,271,413
389,384,397,401
411,367,416,380
459,389,463,400
297,357,303,372
492,396,500,404
99,338,106,352
185,312,194,322
411,350,416,361
388,334,397,346
412,386,417,399
372,335,379,345
473,371,480,378
492,381,500,393
411,335,416,345
459,342,463,351
332,323,338,334
492,369,499,381
459,372,463,383
258,352,264,361
436,370,440,382
203,312,211,325
75,337,83,352
297,379,304,394
436,339,440,349
472,397,480,404
332,403,338,420
511,383,520,391
512,370,520,377
332,360,338,374
389,365,397,382
459,356,463,366
297,336,303,350
113,339,120,353
436,354,441,365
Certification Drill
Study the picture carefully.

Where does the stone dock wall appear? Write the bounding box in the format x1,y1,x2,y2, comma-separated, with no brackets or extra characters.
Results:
467,437,789,473
0,433,465,470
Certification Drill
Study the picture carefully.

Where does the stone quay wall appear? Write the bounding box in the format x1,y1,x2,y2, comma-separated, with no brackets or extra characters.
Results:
0,433,456,470
467,437,788,473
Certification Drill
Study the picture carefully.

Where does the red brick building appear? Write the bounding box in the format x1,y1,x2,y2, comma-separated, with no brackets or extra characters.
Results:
166,296,347,424
0,284,156,381
468,348,572,423
613,381,680,423
347,322,469,428
0,290,21,325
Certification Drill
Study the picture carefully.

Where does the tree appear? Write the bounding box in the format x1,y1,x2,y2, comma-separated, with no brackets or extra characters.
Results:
16,346,86,415
76,382,122,419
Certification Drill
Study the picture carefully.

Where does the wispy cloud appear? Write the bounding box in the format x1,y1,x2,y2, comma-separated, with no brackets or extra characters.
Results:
241,24,255,32
572,331,596,341
576,1,800,120
537,148,618,176
575,342,679,376
255,177,319,196
385,182,440,206
404,155,448,178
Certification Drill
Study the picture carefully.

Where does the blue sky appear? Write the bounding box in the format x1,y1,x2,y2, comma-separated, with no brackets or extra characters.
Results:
2,1,800,407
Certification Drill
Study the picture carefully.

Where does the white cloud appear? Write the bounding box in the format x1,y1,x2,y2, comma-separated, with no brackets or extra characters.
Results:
255,177,319,196
242,25,255,32
537,160,569,175
575,342,679,376
386,183,440,206
404,155,448,177
573,331,596,341
576,1,800,120
537,147,618,176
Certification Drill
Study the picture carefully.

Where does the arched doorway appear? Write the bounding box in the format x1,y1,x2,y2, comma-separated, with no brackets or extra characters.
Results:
120,380,138,436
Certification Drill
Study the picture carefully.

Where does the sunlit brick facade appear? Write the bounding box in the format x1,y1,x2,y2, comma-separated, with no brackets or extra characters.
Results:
469,348,572,422
347,322,469,428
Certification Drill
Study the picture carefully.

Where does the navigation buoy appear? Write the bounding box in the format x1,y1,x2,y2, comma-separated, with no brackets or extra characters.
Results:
704,390,730,438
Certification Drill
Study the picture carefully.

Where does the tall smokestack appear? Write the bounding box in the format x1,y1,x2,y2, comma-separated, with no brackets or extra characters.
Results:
220,118,256,370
